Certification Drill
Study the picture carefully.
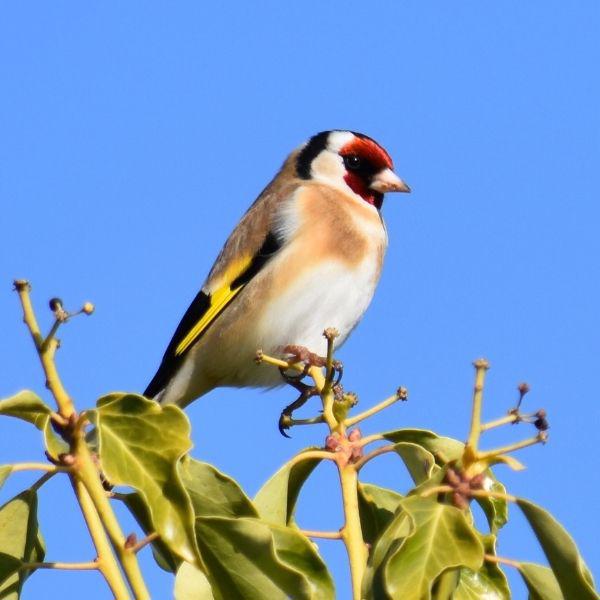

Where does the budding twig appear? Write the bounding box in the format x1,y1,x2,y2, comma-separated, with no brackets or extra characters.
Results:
353,444,396,471
300,530,342,540
128,532,160,554
357,433,385,448
11,462,68,474
466,359,490,452
345,387,408,427
19,561,99,572
484,553,522,569
476,432,548,460
13,280,148,600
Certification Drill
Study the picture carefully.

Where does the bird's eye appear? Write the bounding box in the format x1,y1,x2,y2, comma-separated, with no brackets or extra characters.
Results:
344,154,362,170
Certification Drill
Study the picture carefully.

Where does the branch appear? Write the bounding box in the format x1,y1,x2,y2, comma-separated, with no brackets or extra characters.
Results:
287,450,336,469
484,553,522,569
345,388,407,427
13,280,148,600
300,529,342,540
128,532,160,554
353,444,396,471
72,478,131,599
477,433,548,460
466,358,490,451
20,561,99,571
13,280,75,419
11,462,67,474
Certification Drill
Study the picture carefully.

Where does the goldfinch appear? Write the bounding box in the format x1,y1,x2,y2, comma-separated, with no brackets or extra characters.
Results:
145,130,410,408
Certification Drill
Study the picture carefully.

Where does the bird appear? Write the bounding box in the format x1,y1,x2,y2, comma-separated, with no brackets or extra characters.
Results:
144,130,410,412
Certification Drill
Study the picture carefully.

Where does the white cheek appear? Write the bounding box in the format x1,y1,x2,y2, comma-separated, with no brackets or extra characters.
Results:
310,151,347,189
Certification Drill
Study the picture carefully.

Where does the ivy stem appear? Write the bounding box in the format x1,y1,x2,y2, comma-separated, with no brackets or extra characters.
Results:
419,485,454,499
480,413,521,432
256,352,305,373
129,532,160,554
338,461,368,600
14,280,148,600
40,318,63,353
470,489,517,503
309,365,338,432
476,433,547,460
287,450,336,468
20,560,99,571
466,359,490,454
353,444,396,471
30,471,60,492
14,281,74,419
357,433,385,448
72,477,131,599
73,434,151,600
300,530,342,540
484,553,522,569
345,388,407,427
11,462,67,474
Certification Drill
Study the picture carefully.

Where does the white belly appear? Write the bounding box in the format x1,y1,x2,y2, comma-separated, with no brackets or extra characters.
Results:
257,256,381,358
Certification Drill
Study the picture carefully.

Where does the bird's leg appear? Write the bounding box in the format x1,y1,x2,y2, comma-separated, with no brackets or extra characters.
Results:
278,379,320,437
282,344,344,385
282,345,327,368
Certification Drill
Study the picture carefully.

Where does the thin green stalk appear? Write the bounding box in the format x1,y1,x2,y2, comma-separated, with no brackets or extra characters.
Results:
338,463,368,600
466,359,490,451
73,435,151,600
72,477,131,600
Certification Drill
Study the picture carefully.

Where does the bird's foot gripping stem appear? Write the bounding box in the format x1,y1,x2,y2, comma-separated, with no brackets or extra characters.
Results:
277,373,321,437
282,345,344,387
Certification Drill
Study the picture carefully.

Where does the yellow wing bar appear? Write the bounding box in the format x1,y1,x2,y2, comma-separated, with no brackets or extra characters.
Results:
174,256,252,356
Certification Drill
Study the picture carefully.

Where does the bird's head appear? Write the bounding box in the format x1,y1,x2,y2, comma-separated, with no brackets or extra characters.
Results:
296,130,410,209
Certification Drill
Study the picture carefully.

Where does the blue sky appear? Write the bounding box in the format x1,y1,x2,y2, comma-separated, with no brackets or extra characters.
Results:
1,2,598,598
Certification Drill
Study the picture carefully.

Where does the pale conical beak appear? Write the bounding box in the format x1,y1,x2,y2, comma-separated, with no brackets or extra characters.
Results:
370,168,411,193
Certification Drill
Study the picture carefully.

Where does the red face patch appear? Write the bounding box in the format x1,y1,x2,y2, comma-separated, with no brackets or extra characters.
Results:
339,136,393,209
340,137,394,172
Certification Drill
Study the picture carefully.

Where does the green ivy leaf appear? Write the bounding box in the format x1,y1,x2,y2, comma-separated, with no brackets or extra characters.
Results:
124,458,259,573
194,516,334,600
431,568,461,600
358,482,403,545
517,497,598,599
0,467,12,492
0,391,67,459
122,492,180,573
254,449,322,525
91,393,199,565
518,563,563,600
362,507,413,600
174,562,215,600
365,495,484,600
181,459,257,519
382,429,465,464
382,429,509,534
478,476,509,535
452,534,510,600
0,489,45,600
391,442,438,485
0,391,50,428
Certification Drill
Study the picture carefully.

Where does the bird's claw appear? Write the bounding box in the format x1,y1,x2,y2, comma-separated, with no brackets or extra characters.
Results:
329,360,344,386
278,413,293,438
277,381,319,437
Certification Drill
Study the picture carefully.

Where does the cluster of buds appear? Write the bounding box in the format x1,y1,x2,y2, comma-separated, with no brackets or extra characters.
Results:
325,429,364,467
443,466,489,510
49,297,95,320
